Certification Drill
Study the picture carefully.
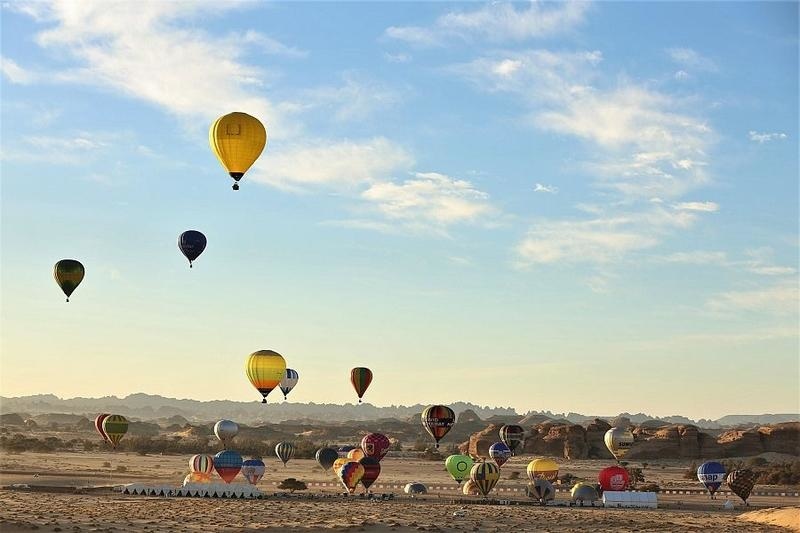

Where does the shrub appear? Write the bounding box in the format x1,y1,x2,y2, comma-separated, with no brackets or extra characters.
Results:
638,483,660,493
278,478,307,493
115,465,127,472
508,471,520,480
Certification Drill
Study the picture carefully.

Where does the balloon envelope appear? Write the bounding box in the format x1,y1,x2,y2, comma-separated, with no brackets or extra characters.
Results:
361,433,391,461
445,454,474,484
350,367,373,403
726,469,758,503
404,482,427,495
359,457,381,490
102,415,128,449
527,458,559,482
526,479,555,505
462,479,480,496
241,458,266,485
316,447,339,471
279,369,299,400
246,350,287,403
697,461,726,495
54,259,85,301
489,442,512,468
178,230,206,267
604,427,634,460
598,465,630,491
337,461,365,494
275,442,295,466
347,448,365,462
213,450,243,483
94,414,110,443
421,405,456,448
214,420,239,448
499,425,525,455
470,462,500,497
571,482,599,503
184,472,211,485
209,112,267,190
189,454,214,475
332,457,348,475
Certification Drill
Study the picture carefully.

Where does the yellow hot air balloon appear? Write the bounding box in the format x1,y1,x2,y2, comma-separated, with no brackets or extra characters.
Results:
246,350,287,403
526,458,559,482
604,427,634,461
209,112,267,190
102,415,128,449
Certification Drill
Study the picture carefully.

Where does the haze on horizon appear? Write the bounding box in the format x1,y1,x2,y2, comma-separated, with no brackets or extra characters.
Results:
1,2,797,422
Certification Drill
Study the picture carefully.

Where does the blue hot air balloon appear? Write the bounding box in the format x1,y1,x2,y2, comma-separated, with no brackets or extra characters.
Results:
213,450,243,483
697,461,726,498
178,230,207,268
489,442,512,468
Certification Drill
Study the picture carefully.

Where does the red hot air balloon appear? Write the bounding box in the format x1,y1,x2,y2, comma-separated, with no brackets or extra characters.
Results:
598,465,630,491
421,405,456,448
361,433,391,461
350,367,373,403
94,414,110,444
359,457,381,491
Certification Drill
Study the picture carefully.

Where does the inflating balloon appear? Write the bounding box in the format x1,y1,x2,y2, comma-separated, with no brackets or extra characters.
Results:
726,469,758,504
183,472,211,485
598,465,630,491
445,454,474,485
246,350,287,403
241,458,266,485
189,454,214,476
604,427,634,461
214,420,238,448
213,450,243,483
526,478,555,505
527,458,559,482
315,447,339,471
489,442,512,468
571,482,599,504
697,461,726,498
275,442,294,466
178,230,207,268
359,457,381,490
102,415,128,449
54,259,84,302
209,112,267,190
337,461,365,494
404,482,427,495
462,479,480,496
94,414,110,444
280,369,299,400
361,433,391,461
350,367,373,403
470,461,500,497
421,405,455,448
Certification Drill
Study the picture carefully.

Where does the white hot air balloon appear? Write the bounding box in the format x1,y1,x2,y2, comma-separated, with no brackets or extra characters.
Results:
214,420,239,449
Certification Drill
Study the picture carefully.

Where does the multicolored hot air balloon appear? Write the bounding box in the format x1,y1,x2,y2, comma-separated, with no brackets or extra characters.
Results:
445,454,474,485
279,369,299,400
526,478,555,505
361,433,391,461
462,479,480,496
470,461,500,497
421,405,455,448
337,445,357,457
598,465,630,491
350,367,373,403
102,415,128,449
94,414,110,444
275,442,294,466
347,448,365,462
527,458,559,482
726,469,758,504
359,457,381,491
178,230,207,268
604,427,634,461
489,442,512,468
214,420,238,449
54,259,84,302
499,424,525,455
315,447,339,471
697,461,726,498
337,461,365,494
209,112,267,190
241,458,266,485
189,454,214,476
246,350,287,403
213,450,243,483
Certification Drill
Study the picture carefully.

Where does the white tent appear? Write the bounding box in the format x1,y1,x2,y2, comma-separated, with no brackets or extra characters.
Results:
602,491,657,508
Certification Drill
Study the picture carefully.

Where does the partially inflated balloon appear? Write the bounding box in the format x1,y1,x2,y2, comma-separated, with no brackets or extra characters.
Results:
102,415,128,449
178,230,207,268
316,448,339,471
571,482,599,503
489,442,512,468
275,442,294,466
184,472,211,485
361,433,390,461
462,479,480,496
421,405,455,448
214,420,238,448
54,259,84,302
347,448,365,462
470,462,500,497
280,369,299,400
189,454,214,475
727,469,757,504
241,458,266,485
404,482,427,495
337,461,365,494
499,425,525,455
213,450,243,483
604,427,634,461
94,414,110,444
697,461,726,497
598,465,629,491
359,457,381,490
527,458,559,482
209,112,267,190
445,454,474,484
350,367,373,403
526,478,555,505
246,350,287,403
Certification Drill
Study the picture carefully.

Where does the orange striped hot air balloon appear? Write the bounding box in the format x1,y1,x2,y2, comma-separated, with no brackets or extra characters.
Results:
246,350,287,403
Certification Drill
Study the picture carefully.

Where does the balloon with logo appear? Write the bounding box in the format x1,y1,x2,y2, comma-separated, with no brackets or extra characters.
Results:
726,469,758,504
214,420,238,449
359,457,381,491
213,450,243,483
275,442,294,467
178,230,207,268
279,369,299,400
246,349,287,403
421,405,456,448
527,458,559,482
598,465,630,491
489,442,512,468
361,433,391,461
470,461,500,497
347,448,365,462
604,427,634,461
94,414,110,444
241,458,266,485
445,454,474,485
102,415,128,449
462,479,480,496
54,259,85,302
189,454,214,477
209,112,267,190
499,424,525,455
337,461,365,494
315,447,339,471
697,461,726,498
526,478,555,505
350,367,373,403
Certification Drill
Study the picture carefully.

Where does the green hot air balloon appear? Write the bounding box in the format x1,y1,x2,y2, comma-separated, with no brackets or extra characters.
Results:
54,259,85,302
445,454,474,485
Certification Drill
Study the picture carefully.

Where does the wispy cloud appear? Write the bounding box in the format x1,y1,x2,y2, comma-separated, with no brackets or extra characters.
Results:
661,250,728,265
0,55,38,84
706,280,799,315
385,2,589,46
749,131,788,143
673,201,719,212
384,52,412,64
298,73,403,122
666,47,718,72
533,183,558,194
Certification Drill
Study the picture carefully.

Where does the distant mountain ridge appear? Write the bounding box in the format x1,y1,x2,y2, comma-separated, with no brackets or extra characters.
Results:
1,393,796,428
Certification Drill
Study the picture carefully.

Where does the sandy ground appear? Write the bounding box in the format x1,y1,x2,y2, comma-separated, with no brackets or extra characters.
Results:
1,451,798,532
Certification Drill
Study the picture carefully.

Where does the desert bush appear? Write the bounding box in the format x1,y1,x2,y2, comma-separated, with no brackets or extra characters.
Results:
747,457,768,468
638,483,660,492
559,473,577,485
278,478,307,493
508,471,520,480
102,462,111,468
115,465,127,472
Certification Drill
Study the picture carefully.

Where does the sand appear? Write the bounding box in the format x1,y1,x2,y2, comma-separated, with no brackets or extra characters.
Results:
739,507,800,531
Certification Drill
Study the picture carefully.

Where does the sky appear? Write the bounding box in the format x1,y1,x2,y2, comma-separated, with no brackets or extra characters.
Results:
1,1,797,420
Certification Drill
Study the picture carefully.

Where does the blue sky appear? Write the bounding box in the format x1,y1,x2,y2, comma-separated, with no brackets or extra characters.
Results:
1,1,797,419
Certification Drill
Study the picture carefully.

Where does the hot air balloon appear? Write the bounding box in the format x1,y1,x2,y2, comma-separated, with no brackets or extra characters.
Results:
209,112,267,190
571,482,599,504
404,482,427,495
462,479,480,496
598,465,630,491
178,230,207,268
604,427,634,461
337,461,365,494
726,469,758,504
94,414,110,444
445,454,474,485
189,454,214,476
499,425,525,455
697,461,726,498
350,367,372,403
213,450,243,483
214,420,239,448
359,457,381,491
280,369,299,400
347,448,365,462
361,433,391,461
527,458,559,482
526,478,555,505
315,447,339,471
275,442,294,466
337,445,356,458
421,405,455,448
489,442,512,468
470,461,500,497
102,415,128,449
332,457,348,475
246,350,287,403
241,458,266,485
184,472,212,485
54,259,84,302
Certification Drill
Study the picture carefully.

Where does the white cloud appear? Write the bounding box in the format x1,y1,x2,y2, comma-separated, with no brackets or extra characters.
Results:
666,47,717,71
749,131,788,143
298,74,403,122
384,52,412,63
706,281,799,315
0,56,37,84
743,248,797,276
661,250,728,265
24,134,106,151
385,2,589,46
533,183,558,194
239,30,307,58
673,201,719,212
